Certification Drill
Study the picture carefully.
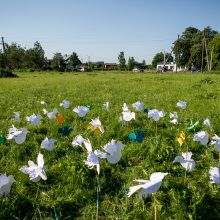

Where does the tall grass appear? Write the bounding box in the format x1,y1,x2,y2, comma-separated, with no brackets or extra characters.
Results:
1,71,220,219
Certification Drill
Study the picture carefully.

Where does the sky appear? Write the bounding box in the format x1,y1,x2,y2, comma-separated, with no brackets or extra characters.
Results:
1,0,220,64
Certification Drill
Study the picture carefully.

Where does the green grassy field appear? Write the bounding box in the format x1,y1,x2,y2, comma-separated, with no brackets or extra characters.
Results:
1,71,220,219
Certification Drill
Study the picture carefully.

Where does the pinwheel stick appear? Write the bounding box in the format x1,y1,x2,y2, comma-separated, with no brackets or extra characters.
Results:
153,195,157,220
96,186,99,220
96,175,100,220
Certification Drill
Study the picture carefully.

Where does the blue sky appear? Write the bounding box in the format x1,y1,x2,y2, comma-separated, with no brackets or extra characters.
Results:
1,0,220,64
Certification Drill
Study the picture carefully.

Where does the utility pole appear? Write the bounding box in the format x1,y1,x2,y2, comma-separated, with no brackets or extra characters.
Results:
176,35,179,73
201,34,204,73
203,32,210,71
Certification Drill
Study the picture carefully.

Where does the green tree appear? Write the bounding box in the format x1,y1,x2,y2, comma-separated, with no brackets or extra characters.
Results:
0,50,5,69
5,43,26,69
69,52,81,71
29,41,45,69
118,51,126,70
127,56,135,70
141,59,146,69
173,26,218,69
172,27,199,67
51,53,65,71
208,34,220,70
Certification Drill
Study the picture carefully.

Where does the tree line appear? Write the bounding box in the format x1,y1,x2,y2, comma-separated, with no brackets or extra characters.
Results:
1,25,220,72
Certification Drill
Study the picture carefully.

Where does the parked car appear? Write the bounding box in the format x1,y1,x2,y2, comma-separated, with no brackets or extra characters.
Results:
132,68,143,72
191,67,200,72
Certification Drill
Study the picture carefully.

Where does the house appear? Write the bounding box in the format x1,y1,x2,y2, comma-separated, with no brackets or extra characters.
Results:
156,62,187,72
104,63,118,70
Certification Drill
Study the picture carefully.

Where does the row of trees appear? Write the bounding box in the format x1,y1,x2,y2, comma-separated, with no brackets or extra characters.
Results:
0,41,82,71
117,51,148,70
1,26,220,72
0,41,148,71
152,26,220,71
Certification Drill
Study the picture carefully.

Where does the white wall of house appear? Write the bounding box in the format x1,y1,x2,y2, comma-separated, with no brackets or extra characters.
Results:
156,62,187,72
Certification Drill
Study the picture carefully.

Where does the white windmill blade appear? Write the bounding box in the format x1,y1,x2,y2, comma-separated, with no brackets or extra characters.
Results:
96,164,100,176
173,156,184,164
37,153,44,168
127,184,144,197
19,166,30,175
133,179,150,184
103,139,117,155
142,180,163,195
28,160,36,167
83,139,93,153
94,149,107,158
39,170,47,180
150,172,168,181
106,150,122,164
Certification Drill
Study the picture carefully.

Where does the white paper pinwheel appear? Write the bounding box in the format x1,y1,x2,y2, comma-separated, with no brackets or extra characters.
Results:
148,109,165,122
26,113,42,126
119,116,126,125
103,102,109,111
170,112,178,124
203,118,211,129
173,152,195,172
40,101,47,105
127,172,168,199
60,100,70,109
43,108,58,119
0,174,15,196
122,103,129,112
132,101,144,111
83,139,107,175
121,103,135,122
122,111,135,121
88,118,104,134
176,100,187,109
210,134,220,152
209,167,220,184
7,125,29,144
13,112,20,122
41,137,56,151
193,131,209,146
102,139,125,164
73,106,90,117
20,153,47,182
71,134,85,147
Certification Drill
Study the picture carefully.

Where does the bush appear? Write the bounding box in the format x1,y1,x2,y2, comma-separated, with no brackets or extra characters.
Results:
0,69,18,78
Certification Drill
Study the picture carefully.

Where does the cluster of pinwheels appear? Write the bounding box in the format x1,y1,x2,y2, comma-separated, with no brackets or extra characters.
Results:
1,98,220,203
